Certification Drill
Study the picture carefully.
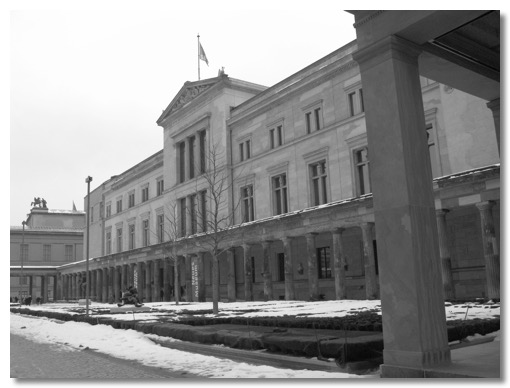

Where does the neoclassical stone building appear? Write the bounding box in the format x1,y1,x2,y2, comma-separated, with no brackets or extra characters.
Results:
10,207,85,300
54,36,500,307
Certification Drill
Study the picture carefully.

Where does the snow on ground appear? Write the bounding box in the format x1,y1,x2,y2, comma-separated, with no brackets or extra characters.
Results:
10,299,500,322
10,313,371,379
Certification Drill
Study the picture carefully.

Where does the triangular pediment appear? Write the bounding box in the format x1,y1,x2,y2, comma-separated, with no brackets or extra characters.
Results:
157,78,221,124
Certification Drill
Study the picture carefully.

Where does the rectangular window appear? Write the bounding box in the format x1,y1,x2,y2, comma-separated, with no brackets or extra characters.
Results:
43,245,51,261
157,214,164,243
116,228,123,252
106,232,111,254
116,199,123,213
272,173,288,215
65,245,73,261
270,125,283,149
128,224,135,250
305,104,322,133
142,186,149,202
180,198,187,236
200,190,207,232
128,192,135,208
20,244,28,262
241,185,254,222
277,253,285,281
142,219,149,247
305,112,312,134
179,141,186,183
190,194,197,234
199,130,206,174
106,203,111,218
348,89,364,117
314,107,322,130
354,147,371,195
310,160,328,206
189,135,196,179
239,139,251,162
157,179,164,196
317,247,332,279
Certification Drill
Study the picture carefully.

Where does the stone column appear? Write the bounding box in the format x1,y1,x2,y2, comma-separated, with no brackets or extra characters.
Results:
113,267,120,303
174,257,181,303
331,228,347,300
197,252,206,302
108,267,114,303
281,236,295,300
136,263,144,301
56,274,62,301
145,261,152,303
361,223,379,299
153,259,161,301
62,275,67,301
41,275,48,303
89,270,95,301
261,241,273,301
71,273,77,300
95,269,102,303
121,264,128,292
242,244,253,301
305,233,319,300
436,210,455,299
28,275,33,298
185,255,193,302
163,258,172,302
102,268,108,303
476,201,500,299
129,263,136,287
226,249,236,302
486,98,500,155
352,35,450,375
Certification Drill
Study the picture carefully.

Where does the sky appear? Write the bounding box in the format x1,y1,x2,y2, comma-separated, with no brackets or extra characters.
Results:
8,0,359,226
9,299,501,380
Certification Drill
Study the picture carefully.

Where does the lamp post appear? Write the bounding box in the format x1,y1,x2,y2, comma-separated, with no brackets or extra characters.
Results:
21,220,27,301
85,176,93,316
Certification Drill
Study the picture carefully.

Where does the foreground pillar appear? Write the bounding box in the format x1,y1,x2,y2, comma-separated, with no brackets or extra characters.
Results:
353,35,450,376
331,228,347,300
185,255,192,302
108,267,114,303
436,210,455,299
305,233,319,300
136,263,144,301
476,201,500,299
153,259,161,301
102,268,108,303
281,237,295,300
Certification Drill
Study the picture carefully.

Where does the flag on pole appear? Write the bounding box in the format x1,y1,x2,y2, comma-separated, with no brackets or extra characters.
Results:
199,42,209,66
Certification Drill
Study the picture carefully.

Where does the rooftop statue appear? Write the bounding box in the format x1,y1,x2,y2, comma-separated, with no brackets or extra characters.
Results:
31,197,48,209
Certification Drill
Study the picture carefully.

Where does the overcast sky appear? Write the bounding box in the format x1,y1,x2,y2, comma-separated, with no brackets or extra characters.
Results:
8,0,359,226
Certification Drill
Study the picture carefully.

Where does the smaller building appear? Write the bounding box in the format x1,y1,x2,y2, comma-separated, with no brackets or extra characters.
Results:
10,205,85,301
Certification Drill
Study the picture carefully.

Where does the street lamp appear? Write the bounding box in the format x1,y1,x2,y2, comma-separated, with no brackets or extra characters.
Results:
85,176,93,316
21,220,27,301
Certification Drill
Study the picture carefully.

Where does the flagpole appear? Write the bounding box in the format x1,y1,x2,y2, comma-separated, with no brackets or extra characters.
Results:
197,33,200,80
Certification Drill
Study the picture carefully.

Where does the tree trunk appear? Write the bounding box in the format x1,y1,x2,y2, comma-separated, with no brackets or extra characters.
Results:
174,256,180,305
212,254,220,314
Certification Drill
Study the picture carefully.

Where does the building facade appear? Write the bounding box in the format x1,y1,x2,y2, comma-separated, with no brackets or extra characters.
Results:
10,207,85,300
56,39,499,306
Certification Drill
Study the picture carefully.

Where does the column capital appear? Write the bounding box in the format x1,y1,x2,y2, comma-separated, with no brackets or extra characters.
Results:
352,35,422,72
476,200,496,211
281,236,294,243
305,232,318,240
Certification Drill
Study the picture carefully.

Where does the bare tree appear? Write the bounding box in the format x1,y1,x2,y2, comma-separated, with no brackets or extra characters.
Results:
187,141,248,314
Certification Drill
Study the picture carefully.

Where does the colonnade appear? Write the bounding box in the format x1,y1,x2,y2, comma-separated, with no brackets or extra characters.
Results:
59,200,499,303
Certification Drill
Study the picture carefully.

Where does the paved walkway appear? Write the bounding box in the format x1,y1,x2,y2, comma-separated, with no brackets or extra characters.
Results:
10,333,197,379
